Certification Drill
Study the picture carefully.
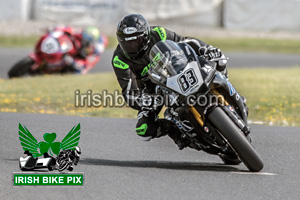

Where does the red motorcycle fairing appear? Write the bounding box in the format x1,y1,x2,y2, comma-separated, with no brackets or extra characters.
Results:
8,27,106,78
40,32,75,63
32,31,78,72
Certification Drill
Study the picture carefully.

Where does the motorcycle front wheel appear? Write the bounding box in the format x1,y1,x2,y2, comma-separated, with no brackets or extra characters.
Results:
58,160,70,172
208,107,264,172
8,56,34,78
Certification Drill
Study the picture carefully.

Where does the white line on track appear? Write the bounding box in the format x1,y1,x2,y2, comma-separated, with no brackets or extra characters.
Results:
230,172,277,176
248,121,267,125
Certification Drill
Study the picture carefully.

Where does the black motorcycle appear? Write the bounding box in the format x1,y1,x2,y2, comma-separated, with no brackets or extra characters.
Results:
147,40,263,172
56,147,81,172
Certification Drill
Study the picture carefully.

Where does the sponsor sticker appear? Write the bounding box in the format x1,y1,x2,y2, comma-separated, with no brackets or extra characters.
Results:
123,27,137,34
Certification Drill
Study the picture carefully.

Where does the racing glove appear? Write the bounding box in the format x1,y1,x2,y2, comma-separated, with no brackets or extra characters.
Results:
198,45,222,60
198,45,228,75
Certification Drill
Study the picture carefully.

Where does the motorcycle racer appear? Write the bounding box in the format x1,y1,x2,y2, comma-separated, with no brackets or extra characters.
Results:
45,25,108,74
112,14,230,149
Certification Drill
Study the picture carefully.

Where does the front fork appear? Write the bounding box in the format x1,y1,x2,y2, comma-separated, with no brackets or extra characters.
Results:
189,90,250,137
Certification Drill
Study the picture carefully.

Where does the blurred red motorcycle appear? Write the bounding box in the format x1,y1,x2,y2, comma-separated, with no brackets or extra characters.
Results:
8,27,106,78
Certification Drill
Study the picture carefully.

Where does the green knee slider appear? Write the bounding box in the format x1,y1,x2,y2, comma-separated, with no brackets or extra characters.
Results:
135,123,148,136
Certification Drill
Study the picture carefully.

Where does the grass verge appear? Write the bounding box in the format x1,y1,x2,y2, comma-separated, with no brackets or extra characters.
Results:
229,67,300,126
1,68,300,126
0,35,40,47
0,35,119,49
1,35,300,54
0,73,137,118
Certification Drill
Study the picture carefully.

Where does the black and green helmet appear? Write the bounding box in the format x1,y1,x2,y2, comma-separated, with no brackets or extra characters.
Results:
116,14,150,60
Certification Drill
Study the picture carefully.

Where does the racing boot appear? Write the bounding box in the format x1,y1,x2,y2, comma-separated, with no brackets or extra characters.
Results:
160,119,190,150
168,130,190,150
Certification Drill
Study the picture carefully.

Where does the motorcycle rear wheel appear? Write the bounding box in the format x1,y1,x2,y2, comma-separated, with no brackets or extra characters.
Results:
208,107,264,172
8,56,34,78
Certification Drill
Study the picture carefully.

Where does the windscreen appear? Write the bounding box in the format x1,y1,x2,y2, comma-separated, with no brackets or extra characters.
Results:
148,40,188,83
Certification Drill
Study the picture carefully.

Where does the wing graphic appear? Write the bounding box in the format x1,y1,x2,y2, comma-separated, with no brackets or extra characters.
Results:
60,123,81,150
18,123,41,158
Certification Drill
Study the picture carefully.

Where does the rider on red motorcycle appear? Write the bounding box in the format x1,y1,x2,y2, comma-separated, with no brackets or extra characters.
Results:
8,25,108,78
44,25,108,74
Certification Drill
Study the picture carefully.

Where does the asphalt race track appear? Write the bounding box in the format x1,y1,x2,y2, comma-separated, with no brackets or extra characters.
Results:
1,112,300,199
1,48,300,79
1,47,300,199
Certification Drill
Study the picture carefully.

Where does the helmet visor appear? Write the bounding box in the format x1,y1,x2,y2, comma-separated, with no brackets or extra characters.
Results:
118,33,148,58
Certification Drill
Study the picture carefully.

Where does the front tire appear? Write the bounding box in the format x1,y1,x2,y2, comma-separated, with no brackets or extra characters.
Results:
8,56,34,78
219,154,241,165
208,107,264,172
58,160,69,172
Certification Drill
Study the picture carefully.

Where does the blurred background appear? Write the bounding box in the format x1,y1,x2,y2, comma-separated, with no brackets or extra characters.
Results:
1,0,300,35
0,0,300,126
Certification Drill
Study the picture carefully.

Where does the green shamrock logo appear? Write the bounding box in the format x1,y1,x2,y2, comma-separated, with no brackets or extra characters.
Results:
38,133,61,156
18,123,81,158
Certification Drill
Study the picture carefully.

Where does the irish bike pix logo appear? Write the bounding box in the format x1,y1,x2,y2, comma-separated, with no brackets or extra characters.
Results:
13,123,84,186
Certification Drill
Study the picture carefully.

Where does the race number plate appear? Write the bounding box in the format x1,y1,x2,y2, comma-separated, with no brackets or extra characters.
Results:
177,68,198,93
41,36,60,54
166,61,203,96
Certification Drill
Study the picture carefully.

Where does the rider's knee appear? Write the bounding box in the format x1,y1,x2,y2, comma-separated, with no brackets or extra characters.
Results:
135,122,157,140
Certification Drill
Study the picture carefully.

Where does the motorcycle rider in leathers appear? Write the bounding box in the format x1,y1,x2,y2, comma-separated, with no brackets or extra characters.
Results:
112,14,237,149
46,25,108,74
